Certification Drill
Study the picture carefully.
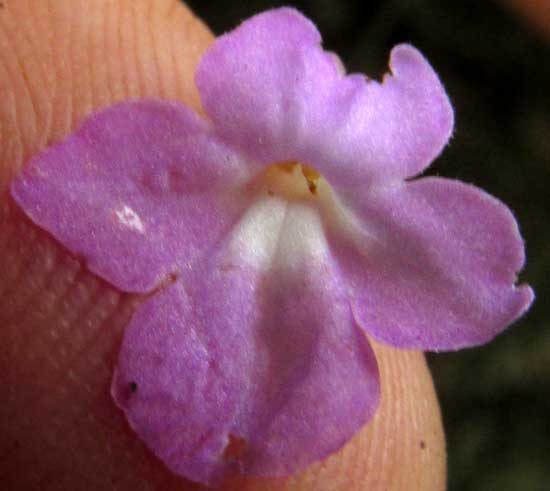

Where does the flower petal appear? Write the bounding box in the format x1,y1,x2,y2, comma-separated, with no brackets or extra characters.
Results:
10,100,250,292
327,177,534,350
196,8,452,187
112,199,379,484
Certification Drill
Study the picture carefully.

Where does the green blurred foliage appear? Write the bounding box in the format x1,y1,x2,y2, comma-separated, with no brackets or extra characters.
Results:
185,1,550,489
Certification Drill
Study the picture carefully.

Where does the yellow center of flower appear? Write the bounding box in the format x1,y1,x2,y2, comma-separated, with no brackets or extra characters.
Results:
259,161,323,200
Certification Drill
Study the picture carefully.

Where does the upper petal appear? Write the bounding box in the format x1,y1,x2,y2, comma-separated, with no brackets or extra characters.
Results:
327,177,534,350
196,8,453,188
11,100,251,292
112,199,379,484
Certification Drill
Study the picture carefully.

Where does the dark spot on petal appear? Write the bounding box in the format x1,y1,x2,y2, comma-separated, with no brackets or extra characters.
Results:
129,381,138,394
223,434,247,462
420,440,426,449
147,272,179,298
267,189,274,196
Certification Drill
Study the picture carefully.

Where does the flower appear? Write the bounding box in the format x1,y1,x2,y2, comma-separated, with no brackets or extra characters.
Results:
10,7,533,486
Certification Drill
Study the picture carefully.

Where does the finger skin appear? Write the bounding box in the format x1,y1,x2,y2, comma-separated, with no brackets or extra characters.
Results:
0,1,446,490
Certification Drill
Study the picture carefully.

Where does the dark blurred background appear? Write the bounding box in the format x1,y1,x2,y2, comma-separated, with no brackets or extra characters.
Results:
185,1,549,489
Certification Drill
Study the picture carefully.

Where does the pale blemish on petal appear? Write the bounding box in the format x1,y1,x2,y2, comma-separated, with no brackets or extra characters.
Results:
115,205,145,233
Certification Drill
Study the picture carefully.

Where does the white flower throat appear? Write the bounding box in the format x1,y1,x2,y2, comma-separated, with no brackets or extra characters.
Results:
226,162,333,270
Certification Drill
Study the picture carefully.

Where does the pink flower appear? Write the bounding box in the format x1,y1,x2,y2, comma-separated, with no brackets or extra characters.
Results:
10,7,533,486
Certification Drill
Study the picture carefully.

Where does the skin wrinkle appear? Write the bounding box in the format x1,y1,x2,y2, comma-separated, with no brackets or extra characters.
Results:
147,1,165,99
42,287,120,385
0,43,23,179
1,242,53,321
3,276,101,412
0,1,445,489
0,270,82,404
134,1,152,97
393,354,408,489
24,0,54,145
3,232,55,299
2,251,77,358
0,2,50,167
87,0,101,109
58,0,75,137
0,216,36,298
0,6,39,142
122,3,143,100
42,277,105,357
77,1,94,118
168,11,183,102
372,351,392,488
106,0,124,101
55,301,124,403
